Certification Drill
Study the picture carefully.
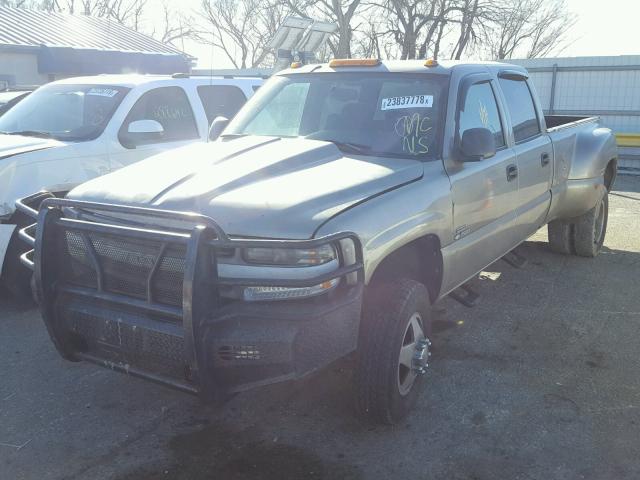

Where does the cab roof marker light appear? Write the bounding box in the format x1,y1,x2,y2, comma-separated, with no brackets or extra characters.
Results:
424,59,438,67
329,58,381,68
290,61,303,69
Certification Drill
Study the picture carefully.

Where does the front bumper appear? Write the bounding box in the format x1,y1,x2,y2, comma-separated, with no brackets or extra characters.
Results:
18,195,364,399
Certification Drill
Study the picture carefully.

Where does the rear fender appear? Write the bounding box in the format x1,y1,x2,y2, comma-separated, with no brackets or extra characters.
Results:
569,125,618,181
546,124,616,222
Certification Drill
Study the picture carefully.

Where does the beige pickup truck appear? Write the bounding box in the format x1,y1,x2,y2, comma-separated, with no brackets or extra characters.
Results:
18,59,617,424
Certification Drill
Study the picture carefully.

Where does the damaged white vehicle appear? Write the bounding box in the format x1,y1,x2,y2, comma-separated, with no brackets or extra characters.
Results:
0,74,262,296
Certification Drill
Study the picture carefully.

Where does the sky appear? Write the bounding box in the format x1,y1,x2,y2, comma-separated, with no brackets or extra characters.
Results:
561,0,638,57
172,0,640,69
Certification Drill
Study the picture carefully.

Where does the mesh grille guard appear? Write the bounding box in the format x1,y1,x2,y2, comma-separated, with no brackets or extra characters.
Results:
16,193,364,398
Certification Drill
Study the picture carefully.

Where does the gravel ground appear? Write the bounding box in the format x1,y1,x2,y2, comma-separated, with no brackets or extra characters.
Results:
1,175,639,480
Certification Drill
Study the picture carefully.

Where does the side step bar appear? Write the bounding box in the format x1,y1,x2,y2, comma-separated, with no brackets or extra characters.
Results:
502,249,528,269
448,248,529,307
448,283,480,308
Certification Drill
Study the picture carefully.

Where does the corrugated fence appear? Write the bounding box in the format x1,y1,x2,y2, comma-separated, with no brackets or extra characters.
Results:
510,55,640,174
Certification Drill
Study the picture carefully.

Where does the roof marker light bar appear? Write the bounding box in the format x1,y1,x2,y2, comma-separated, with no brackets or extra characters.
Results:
329,58,381,68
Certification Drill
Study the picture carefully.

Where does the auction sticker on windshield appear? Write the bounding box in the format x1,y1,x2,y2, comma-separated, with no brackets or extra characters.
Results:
87,88,119,98
381,95,433,110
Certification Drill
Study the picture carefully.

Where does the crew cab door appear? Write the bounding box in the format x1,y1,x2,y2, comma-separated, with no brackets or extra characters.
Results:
442,75,520,293
107,86,200,170
497,73,553,237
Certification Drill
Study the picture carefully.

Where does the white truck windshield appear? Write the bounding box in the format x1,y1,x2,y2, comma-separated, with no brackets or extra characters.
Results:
0,84,130,141
226,73,448,159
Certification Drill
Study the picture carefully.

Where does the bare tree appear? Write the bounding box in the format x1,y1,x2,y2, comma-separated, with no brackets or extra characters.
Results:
483,0,575,59
449,0,481,59
0,0,46,7
371,0,456,60
152,2,199,48
351,16,387,58
524,0,575,58
199,0,287,68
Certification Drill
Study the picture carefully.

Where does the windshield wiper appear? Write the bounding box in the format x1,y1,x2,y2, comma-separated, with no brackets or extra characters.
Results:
323,138,421,159
324,139,372,154
5,130,54,138
219,133,248,139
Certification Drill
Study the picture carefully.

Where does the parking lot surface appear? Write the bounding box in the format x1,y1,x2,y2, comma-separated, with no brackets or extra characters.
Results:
1,176,639,480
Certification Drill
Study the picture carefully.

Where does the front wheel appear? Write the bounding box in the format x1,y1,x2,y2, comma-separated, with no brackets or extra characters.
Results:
355,279,432,424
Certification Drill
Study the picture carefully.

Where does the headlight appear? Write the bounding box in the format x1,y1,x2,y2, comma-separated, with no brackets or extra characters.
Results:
243,244,336,266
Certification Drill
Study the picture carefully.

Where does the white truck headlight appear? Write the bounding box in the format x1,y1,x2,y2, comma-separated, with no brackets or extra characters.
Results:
243,244,336,266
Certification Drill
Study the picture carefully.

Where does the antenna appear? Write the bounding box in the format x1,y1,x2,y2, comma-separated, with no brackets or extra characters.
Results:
207,27,214,142
209,28,215,87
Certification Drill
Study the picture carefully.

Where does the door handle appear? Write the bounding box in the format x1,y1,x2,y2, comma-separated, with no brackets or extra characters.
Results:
541,152,550,167
506,164,518,182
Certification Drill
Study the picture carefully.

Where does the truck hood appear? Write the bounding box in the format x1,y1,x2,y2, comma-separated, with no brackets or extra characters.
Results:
68,136,424,238
0,134,63,160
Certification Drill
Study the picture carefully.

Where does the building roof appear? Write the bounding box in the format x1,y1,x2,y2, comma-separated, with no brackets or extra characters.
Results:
0,6,188,57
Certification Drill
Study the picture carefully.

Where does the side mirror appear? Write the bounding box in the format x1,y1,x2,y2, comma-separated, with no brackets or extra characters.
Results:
121,119,164,148
128,119,164,135
459,127,496,161
209,116,229,141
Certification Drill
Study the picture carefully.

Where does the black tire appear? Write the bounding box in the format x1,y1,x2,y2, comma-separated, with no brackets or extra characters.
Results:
573,190,608,257
355,278,432,424
547,218,573,255
547,189,608,258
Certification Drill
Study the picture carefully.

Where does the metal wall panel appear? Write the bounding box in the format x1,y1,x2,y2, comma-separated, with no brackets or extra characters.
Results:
511,56,640,173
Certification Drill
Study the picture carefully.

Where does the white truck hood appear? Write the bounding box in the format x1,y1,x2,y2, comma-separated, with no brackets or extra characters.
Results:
0,134,92,219
0,134,62,160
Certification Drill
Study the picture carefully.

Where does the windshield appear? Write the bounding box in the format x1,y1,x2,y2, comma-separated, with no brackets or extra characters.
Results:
0,84,130,141
226,72,449,159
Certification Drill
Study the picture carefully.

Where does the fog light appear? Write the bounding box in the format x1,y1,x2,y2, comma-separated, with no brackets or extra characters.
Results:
218,345,261,360
243,278,339,301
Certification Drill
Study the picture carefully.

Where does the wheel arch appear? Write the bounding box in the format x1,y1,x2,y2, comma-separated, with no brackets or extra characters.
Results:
569,126,618,181
604,158,617,191
367,234,443,303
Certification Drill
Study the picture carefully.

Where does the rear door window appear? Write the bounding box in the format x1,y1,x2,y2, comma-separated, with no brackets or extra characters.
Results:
458,82,506,149
120,86,198,144
196,85,247,125
498,78,541,143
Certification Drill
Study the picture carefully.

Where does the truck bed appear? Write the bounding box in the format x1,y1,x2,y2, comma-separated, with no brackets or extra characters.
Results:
545,115,597,131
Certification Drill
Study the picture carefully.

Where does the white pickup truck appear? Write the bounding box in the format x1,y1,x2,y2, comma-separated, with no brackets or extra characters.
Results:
0,74,263,295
